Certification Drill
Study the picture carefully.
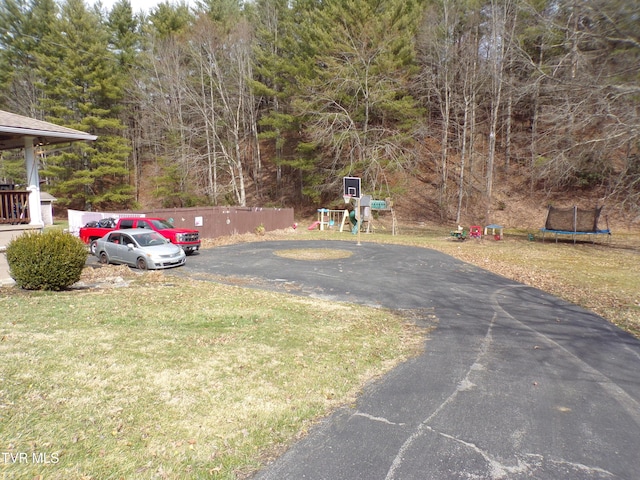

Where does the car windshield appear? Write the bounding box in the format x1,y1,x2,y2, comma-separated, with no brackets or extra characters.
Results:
134,232,164,246
150,219,174,229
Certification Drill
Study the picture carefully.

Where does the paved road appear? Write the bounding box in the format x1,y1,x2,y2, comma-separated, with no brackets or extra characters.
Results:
176,240,640,479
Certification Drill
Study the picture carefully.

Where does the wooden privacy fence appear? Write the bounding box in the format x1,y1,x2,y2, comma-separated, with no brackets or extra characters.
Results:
138,206,295,239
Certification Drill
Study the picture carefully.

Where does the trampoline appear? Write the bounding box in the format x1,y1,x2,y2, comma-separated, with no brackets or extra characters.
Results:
540,205,611,244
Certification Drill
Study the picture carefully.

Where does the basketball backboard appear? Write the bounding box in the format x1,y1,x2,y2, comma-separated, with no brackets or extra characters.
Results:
343,176,361,198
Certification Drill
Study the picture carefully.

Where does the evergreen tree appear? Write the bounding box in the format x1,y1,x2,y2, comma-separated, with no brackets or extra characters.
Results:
107,0,144,69
36,0,133,210
106,0,148,203
0,0,57,115
252,0,303,201
147,1,193,38
197,0,243,24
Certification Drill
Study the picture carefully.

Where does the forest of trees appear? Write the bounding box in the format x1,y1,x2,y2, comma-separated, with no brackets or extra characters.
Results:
0,0,638,223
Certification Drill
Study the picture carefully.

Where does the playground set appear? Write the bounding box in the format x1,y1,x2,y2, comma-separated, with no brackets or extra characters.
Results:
312,196,396,234
308,177,397,237
309,177,397,238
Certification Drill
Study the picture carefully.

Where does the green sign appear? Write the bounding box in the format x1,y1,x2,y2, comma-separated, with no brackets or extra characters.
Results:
370,200,387,209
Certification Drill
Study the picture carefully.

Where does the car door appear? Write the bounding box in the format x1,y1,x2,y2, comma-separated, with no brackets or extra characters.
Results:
105,233,125,263
118,219,134,229
118,233,137,266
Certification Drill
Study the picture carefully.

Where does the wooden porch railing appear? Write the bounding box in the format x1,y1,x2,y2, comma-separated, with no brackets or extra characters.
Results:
0,190,30,224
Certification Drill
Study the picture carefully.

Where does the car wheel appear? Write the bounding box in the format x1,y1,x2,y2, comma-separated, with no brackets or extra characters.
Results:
136,257,148,270
90,240,98,255
99,251,109,264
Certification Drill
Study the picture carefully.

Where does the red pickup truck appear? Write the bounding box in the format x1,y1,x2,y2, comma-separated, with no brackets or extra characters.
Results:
79,217,200,255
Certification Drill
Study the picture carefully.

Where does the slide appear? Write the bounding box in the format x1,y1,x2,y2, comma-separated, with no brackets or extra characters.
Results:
308,221,321,230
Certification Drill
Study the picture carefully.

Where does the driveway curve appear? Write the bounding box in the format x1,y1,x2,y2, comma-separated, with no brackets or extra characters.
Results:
177,240,640,480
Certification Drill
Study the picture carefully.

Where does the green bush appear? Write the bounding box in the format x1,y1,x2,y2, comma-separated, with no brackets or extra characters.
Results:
6,230,88,291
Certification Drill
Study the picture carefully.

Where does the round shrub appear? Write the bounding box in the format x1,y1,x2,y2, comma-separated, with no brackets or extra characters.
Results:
6,230,88,291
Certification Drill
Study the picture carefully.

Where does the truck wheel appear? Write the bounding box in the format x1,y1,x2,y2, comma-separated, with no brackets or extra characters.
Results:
99,252,109,264
136,257,148,270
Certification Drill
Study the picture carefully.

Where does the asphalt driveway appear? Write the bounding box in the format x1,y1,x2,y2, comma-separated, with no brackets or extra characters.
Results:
175,240,640,479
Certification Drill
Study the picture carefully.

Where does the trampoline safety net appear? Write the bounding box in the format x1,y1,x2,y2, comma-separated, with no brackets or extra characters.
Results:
544,206,604,232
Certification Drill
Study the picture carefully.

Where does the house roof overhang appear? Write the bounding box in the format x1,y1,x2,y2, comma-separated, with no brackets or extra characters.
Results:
0,109,97,151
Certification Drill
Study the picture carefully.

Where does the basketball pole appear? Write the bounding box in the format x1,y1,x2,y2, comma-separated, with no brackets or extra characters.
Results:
343,176,362,246
356,195,361,246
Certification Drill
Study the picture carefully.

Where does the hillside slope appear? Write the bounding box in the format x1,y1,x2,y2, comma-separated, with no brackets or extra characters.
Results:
385,162,636,233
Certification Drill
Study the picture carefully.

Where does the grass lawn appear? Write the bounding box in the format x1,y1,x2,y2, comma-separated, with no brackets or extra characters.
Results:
0,272,424,479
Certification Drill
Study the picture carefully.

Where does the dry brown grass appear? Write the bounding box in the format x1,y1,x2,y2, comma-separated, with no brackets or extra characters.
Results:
431,233,639,337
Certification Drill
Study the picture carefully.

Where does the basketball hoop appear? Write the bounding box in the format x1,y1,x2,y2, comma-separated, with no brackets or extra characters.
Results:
343,194,352,204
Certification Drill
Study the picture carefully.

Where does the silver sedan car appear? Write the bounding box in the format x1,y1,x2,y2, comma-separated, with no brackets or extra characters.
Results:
93,229,186,270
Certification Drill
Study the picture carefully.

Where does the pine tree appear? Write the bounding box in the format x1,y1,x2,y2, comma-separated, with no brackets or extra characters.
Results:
147,1,193,38
0,0,57,115
105,0,148,203
198,0,243,25
36,0,133,210
107,0,144,69
251,0,303,201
